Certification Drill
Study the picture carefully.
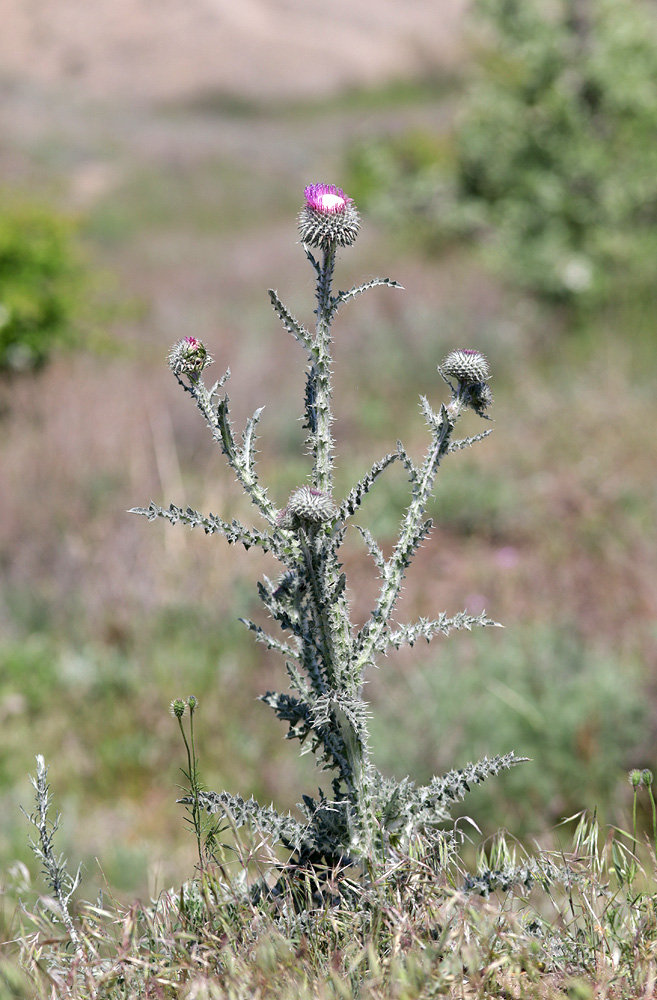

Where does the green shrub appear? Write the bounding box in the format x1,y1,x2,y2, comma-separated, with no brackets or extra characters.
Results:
0,193,84,373
348,0,657,312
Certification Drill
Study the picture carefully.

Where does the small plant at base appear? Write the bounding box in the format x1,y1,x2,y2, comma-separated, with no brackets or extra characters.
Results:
22,755,86,961
132,183,527,883
172,696,208,871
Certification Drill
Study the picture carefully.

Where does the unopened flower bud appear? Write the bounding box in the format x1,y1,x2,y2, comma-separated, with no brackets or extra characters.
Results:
170,698,186,719
187,695,198,712
466,381,494,416
168,337,214,379
629,769,643,788
298,184,360,250
439,349,491,386
642,768,654,787
278,486,338,528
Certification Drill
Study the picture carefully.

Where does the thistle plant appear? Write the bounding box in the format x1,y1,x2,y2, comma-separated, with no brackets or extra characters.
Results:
132,183,526,874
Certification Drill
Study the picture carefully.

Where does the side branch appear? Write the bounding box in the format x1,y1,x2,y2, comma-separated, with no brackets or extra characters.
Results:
354,402,458,673
176,371,278,526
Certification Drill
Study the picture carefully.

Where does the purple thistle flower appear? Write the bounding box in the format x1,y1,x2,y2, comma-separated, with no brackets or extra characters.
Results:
299,183,360,250
304,183,352,214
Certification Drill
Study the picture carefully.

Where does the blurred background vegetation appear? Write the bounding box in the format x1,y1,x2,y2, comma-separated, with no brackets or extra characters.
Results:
1,0,656,902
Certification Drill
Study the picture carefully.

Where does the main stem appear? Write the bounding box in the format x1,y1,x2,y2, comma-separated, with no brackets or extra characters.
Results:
308,241,376,858
312,245,336,493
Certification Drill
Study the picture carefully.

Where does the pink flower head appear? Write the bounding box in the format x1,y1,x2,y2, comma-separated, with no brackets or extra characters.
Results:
167,336,214,378
299,184,360,249
304,183,352,215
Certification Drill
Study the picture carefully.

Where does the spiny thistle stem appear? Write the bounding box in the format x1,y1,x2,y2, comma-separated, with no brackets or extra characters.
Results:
311,244,338,493
298,528,339,688
355,404,457,679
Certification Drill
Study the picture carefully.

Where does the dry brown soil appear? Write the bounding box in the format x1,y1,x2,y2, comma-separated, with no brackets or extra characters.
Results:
0,0,469,103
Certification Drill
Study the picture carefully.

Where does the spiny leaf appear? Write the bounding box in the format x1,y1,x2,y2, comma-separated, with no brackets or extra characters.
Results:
388,610,502,649
129,502,276,553
331,277,403,312
448,428,494,453
239,619,300,660
242,406,265,476
339,452,397,520
268,289,313,353
354,525,386,576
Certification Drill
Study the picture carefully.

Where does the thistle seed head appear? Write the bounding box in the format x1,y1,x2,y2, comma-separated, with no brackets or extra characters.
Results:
439,349,491,386
298,184,360,250
168,337,214,379
278,486,338,528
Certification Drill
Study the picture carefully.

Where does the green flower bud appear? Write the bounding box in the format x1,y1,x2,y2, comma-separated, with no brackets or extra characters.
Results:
642,768,653,787
170,698,186,719
629,769,643,788
168,337,214,379
439,349,491,386
278,486,338,528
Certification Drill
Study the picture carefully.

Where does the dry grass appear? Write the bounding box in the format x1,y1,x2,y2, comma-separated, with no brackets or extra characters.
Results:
4,810,657,999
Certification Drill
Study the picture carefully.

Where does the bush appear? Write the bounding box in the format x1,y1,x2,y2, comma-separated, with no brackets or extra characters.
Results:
0,193,85,373
348,0,657,312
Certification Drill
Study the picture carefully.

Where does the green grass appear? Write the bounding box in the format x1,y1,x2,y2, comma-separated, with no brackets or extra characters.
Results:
370,624,648,836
